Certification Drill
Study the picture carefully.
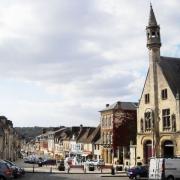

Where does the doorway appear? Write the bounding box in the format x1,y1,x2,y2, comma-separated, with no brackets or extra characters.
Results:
143,140,152,164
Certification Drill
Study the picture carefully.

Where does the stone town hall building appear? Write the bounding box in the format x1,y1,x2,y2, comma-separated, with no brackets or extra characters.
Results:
136,5,180,165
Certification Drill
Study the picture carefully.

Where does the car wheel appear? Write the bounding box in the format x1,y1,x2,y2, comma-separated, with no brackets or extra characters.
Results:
135,174,141,180
167,176,174,180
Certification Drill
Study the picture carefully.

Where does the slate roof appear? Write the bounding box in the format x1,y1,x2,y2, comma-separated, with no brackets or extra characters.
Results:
76,127,95,143
86,125,100,143
99,101,138,112
159,56,180,97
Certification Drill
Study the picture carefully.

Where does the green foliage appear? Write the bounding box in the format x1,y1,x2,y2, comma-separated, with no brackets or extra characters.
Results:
15,126,44,140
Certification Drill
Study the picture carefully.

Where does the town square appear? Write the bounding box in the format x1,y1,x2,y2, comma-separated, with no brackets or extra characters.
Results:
0,0,179,180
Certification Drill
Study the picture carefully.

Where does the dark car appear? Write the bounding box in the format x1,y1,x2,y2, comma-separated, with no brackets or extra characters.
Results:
38,159,56,166
127,165,148,179
0,160,13,179
4,160,25,178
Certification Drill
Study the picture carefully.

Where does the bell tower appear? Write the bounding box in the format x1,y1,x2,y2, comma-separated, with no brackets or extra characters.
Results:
146,4,161,50
146,4,161,157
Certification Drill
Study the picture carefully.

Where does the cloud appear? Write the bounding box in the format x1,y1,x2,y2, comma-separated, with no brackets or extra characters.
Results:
0,0,179,127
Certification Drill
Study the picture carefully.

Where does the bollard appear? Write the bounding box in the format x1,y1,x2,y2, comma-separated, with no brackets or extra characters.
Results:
67,167,70,173
50,167,52,173
33,164,35,173
111,166,115,175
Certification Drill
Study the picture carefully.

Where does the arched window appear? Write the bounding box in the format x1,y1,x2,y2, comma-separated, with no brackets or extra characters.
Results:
144,112,152,131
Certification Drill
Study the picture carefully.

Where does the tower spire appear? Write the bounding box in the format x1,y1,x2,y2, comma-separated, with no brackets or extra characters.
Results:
148,4,157,26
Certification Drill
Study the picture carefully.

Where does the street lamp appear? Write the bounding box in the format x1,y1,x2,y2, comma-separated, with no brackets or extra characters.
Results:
145,108,154,157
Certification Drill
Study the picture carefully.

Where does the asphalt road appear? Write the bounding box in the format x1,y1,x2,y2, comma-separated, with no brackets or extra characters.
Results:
23,173,130,180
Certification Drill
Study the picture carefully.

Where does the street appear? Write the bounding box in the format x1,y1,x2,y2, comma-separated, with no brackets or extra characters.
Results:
23,173,129,180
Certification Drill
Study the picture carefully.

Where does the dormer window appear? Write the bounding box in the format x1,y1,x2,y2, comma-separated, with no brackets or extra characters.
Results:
161,89,168,100
145,94,150,104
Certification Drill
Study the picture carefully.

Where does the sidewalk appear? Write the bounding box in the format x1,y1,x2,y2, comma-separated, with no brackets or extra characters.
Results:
15,159,128,175
23,165,127,175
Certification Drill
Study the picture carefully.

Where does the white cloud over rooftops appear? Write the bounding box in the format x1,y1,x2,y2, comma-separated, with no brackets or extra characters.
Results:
0,0,179,126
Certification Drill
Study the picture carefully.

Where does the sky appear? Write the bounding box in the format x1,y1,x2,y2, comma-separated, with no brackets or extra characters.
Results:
0,0,180,127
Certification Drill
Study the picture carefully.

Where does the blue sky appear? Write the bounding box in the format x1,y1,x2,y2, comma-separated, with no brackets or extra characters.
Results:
0,0,179,127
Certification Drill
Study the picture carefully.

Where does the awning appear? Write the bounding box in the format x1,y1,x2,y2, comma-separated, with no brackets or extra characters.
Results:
82,152,92,156
82,154,88,157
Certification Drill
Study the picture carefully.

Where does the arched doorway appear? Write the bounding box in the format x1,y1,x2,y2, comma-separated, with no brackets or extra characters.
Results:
162,140,174,158
143,140,152,164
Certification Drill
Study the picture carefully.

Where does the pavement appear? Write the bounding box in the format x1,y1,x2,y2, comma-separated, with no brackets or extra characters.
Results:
15,158,128,176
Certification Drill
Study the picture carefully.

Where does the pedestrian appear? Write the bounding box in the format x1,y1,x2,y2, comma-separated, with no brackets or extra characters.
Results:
84,163,86,173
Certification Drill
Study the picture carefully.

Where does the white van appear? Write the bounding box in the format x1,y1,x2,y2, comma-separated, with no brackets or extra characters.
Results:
149,157,180,180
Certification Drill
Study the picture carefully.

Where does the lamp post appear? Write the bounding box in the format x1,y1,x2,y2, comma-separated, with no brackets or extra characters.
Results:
145,108,154,157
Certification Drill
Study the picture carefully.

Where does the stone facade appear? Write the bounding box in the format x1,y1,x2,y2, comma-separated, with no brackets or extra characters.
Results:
0,116,21,160
136,5,180,165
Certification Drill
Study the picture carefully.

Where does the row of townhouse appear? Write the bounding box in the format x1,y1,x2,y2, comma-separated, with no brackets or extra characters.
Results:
26,125,101,164
0,116,21,161
24,106,137,167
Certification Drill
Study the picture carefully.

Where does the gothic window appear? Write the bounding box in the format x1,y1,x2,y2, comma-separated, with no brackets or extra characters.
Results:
144,112,152,131
161,89,168,100
145,94,150,104
162,109,170,131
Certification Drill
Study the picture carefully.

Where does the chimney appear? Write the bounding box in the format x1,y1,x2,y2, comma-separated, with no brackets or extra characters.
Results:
80,124,83,131
117,101,121,108
106,104,109,108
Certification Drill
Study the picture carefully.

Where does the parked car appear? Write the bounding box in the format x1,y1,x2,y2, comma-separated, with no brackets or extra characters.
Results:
4,160,25,178
97,159,105,166
85,159,94,166
24,157,38,164
86,159,105,167
0,160,13,179
127,165,148,179
38,159,56,166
